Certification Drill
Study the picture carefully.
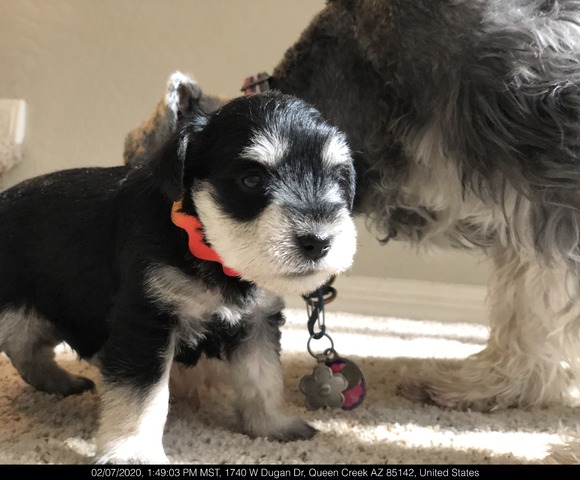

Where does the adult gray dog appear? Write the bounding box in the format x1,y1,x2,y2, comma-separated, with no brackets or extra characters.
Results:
125,0,580,461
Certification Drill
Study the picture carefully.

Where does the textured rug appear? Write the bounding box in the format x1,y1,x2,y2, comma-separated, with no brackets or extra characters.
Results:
0,307,577,465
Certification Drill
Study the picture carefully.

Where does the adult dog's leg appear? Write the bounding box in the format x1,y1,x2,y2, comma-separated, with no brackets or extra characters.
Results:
228,310,317,441
399,245,580,411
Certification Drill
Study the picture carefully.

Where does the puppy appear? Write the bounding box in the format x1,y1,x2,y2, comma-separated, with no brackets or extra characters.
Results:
0,91,357,464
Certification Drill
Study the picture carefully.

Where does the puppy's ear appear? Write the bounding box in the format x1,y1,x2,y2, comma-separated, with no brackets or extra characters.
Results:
148,111,208,201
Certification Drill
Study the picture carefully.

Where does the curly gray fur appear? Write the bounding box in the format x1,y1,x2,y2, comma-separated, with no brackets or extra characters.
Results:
126,2,580,269
266,0,580,268
121,1,580,461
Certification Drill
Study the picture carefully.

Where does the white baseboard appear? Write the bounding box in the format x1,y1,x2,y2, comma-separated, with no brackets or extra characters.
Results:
285,275,488,324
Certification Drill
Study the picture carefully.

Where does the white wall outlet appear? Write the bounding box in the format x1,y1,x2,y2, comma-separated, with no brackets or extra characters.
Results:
0,99,26,174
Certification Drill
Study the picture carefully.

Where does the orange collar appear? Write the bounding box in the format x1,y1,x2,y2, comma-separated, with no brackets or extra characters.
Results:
171,201,240,277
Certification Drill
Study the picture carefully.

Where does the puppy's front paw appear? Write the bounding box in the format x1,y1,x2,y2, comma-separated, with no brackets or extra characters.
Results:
243,414,317,442
95,436,169,465
95,451,169,465
268,417,318,442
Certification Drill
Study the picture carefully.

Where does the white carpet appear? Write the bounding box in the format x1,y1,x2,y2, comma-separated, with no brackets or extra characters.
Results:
0,307,576,465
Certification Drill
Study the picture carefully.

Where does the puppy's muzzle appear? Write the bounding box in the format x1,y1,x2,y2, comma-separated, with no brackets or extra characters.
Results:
296,233,332,260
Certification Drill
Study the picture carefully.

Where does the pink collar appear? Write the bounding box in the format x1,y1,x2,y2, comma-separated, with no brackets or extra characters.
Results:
241,72,271,95
171,201,240,277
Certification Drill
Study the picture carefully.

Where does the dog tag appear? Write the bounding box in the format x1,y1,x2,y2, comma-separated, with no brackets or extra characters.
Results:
300,351,366,411
300,361,348,410
325,356,366,410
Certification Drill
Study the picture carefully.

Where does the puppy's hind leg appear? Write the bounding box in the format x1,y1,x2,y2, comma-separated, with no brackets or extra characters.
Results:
0,307,95,395
228,307,317,442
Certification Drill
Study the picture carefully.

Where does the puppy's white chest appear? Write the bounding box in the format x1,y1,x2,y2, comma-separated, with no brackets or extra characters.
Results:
145,264,238,318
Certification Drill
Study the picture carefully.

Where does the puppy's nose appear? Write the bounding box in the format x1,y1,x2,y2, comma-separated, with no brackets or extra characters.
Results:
297,234,331,260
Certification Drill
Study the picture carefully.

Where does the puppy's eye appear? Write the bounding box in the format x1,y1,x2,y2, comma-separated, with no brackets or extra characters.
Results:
241,173,264,189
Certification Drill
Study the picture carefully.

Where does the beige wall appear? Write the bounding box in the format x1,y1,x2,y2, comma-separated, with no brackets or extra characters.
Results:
0,0,491,286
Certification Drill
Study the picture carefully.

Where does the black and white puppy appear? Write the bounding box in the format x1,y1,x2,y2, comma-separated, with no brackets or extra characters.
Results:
0,92,357,464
